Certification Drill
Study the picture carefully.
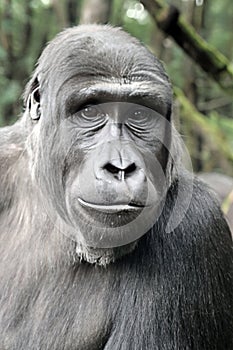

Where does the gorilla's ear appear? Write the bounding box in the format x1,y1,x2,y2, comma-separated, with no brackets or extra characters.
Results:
26,78,41,121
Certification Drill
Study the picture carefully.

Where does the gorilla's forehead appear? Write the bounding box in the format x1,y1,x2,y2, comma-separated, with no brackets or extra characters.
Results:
31,25,172,117
37,26,171,92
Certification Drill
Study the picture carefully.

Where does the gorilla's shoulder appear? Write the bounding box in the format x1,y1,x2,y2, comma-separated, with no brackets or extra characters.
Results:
0,121,25,158
170,169,222,209
0,121,26,194
191,174,223,212
168,170,231,240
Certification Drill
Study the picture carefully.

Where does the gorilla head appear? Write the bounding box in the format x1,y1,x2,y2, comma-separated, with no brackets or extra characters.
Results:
23,25,173,264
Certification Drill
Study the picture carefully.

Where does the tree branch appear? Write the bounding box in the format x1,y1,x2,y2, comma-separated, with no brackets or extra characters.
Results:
141,0,233,95
174,87,233,163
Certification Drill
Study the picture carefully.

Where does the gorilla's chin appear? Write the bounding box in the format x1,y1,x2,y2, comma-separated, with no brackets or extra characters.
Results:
66,199,161,250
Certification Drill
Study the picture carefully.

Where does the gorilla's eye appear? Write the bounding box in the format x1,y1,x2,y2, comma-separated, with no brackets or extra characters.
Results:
70,104,108,131
127,108,152,127
134,110,143,118
125,107,156,138
81,106,99,119
132,109,148,122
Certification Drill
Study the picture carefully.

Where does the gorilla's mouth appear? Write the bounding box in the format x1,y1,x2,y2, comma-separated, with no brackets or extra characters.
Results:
78,197,148,213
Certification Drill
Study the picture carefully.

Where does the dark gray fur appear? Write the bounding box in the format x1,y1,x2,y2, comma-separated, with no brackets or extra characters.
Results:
199,172,233,234
0,25,232,349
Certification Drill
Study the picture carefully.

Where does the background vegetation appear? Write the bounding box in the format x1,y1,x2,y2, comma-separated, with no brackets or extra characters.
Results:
0,0,232,175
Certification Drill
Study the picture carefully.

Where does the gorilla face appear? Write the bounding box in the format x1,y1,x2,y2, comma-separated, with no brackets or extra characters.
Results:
64,102,170,248
25,25,172,251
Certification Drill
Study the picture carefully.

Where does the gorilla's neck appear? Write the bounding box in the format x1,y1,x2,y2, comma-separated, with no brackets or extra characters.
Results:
75,241,138,266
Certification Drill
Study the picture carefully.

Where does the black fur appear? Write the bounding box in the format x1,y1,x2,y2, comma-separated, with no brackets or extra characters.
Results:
0,25,232,350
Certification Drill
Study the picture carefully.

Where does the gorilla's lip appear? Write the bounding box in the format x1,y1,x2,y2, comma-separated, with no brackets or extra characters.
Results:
78,197,149,213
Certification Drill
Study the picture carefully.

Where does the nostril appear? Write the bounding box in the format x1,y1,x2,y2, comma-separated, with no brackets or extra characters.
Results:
104,163,121,174
125,163,136,175
103,162,137,178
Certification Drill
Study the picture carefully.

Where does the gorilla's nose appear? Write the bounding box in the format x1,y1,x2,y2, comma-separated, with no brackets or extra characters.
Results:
94,141,146,187
103,161,137,181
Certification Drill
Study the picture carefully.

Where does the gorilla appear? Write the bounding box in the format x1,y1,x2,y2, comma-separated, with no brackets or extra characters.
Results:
199,172,233,234
0,25,232,350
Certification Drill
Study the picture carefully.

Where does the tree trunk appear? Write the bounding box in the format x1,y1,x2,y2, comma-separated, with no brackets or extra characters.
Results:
79,0,112,24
